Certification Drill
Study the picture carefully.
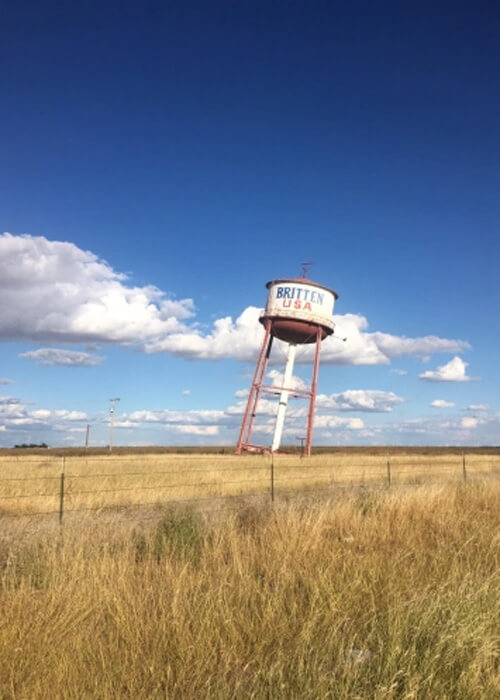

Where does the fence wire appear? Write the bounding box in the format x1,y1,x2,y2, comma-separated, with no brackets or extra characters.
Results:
0,454,498,522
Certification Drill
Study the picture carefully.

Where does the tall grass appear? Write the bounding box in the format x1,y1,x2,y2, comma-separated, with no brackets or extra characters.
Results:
1,480,499,697
0,451,499,516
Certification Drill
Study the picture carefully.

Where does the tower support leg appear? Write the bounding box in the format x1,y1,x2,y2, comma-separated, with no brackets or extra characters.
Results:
271,342,297,452
305,329,322,457
236,320,273,453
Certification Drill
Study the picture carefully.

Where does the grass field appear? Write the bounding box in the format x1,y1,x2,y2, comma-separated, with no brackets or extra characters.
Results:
0,449,499,517
0,479,499,698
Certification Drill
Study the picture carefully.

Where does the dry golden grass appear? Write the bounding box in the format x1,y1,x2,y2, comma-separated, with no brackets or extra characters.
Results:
0,480,499,698
0,451,499,516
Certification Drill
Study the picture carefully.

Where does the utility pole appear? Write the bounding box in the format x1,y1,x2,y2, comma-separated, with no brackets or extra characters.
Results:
109,398,120,452
85,423,90,449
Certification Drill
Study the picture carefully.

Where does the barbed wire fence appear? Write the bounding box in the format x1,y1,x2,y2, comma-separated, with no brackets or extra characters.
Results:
0,453,498,524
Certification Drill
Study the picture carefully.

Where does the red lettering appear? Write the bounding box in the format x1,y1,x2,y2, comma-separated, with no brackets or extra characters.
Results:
294,299,301,309
303,302,312,311
283,299,291,308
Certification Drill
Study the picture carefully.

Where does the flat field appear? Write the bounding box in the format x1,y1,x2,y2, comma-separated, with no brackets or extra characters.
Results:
0,479,499,698
0,449,499,517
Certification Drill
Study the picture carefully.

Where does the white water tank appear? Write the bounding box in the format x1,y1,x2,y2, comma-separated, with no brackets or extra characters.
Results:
260,278,338,344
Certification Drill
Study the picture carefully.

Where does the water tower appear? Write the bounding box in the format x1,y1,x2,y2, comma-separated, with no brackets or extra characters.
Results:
236,272,338,456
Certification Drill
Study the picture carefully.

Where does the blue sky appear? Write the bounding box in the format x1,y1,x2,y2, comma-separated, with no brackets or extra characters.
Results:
1,1,499,447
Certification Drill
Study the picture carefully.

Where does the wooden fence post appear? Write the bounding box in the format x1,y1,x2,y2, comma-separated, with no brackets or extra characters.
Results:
386,456,391,487
59,456,66,524
462,452,467,482
270,454,275,503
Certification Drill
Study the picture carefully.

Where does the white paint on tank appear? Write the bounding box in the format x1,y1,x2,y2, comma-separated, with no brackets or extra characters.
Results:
264,280,336,330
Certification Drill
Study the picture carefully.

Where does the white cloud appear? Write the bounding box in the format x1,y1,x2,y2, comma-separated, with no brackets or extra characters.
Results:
1,384,497,448
420,357,475,382
0,378,14,384
430,400,455,408
234,388,249,398
145,306,263,360
0,233,194,344
316,390,403,413
31,409,52,419
53,410,88,421
181,390,191,396
366,411,500,445
461,417,480,429
0,393,88,444
464,404,489,412
127,409,226,425
145,306,469,366
19,348,105,367
390,369,408,376
2,234,470,370
314,415,364,430
113,419,139,429
169,425,219,436
266,369,308,391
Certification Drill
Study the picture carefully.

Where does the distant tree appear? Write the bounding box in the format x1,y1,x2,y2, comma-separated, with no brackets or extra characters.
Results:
14,442,48,449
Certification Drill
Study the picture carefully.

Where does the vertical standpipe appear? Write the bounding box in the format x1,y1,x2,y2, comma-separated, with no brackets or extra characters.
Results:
271,342,297,452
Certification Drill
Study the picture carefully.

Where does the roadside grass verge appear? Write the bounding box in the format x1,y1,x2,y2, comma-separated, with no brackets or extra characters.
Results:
0,481,499,698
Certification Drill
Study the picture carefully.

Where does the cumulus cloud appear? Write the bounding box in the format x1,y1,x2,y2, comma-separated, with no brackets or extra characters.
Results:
2,234,470,370
127,409,226,425
19,348,105,367
0,233,194,344
144,306,263,360
419,356,475,382
181,390,191,396
266,370,308,391
314,415,364,429
1,383,497,447
430,400,455,408
317,390,404,412
170,425,219,436
0,378,14,384
234,388,249,398
145,306,469,366
0,393,88,441
461,416,480,429
464,404,489,412
383,409,500,443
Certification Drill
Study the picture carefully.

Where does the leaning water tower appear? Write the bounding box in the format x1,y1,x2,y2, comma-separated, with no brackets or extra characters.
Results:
236,270,338,456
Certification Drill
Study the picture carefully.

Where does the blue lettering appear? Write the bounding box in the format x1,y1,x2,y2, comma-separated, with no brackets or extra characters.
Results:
303,289,310,301
310,291,317,303
317,293,324,305
283,287,291,299
276,287,284,299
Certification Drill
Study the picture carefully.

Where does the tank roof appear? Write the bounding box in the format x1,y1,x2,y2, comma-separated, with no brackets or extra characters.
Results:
265,278,339,299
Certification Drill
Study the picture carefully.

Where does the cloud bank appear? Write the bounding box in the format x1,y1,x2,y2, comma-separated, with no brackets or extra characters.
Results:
145,307,469,366
3,233,469,368
0,233,194,344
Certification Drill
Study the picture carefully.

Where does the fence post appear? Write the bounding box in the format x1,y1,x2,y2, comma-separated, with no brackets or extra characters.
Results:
59,456,66,524
462,452,467,482
386,456,391,487
270,453,275,503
